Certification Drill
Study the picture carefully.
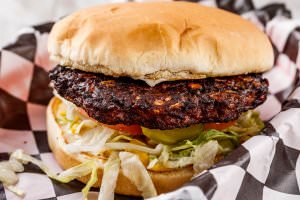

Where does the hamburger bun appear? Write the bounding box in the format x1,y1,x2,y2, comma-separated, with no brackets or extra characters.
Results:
47,97,194,196
48,2,274,85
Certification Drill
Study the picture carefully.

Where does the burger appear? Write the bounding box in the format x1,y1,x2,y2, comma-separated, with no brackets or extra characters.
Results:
46,2,273,199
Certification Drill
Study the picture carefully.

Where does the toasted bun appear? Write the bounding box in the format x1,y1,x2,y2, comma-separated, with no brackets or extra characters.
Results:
48,2,273,83
47,97,193,196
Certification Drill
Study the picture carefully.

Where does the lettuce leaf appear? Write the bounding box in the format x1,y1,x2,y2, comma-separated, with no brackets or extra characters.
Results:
98,152,120,200
105,143,163,155
56,161,96,183
148,110,264,170
193,140,219,174
10,149,99,199
5,185,25,197
224,110,265,141
82,164,98,200
120,152,157,198
166,129,238,160
64,126,114,155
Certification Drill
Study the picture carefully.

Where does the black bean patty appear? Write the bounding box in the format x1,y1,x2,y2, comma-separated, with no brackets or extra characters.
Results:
49,66,268,130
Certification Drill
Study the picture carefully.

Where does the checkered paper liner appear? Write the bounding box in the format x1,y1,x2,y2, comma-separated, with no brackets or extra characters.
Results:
0,0,300,200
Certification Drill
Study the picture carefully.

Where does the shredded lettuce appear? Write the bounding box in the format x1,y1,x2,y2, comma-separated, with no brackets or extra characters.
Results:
5,185,25,197
147,155,159,169
155,142,216,170
105,143,163,155
194,129,238,145
8,149,122,200
193,129,239,155
8,158,24,173
82,164,98,200
148,110,264,171
0,166,19,185
119,152,157,198
193,140,219,174
56,161,96,183
11,149,57,179
110,135,134,142
11,150,98,182
64,127,114,155
163,156,194,169
74,120,97,134
224,110,265,140
110,135,147,146
99,152,120,200
162,129,237,162
10,149,99,199
0,153,26,196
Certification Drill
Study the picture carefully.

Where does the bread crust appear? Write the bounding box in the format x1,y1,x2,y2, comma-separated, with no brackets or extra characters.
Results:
48,2,273,84
47,97,194,196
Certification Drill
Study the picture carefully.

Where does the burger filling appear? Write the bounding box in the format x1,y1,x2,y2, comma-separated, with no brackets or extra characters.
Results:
44,65,268,198
54,96,264,173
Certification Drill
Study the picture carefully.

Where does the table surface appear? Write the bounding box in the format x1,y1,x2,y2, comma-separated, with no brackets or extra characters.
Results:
0,0,299,47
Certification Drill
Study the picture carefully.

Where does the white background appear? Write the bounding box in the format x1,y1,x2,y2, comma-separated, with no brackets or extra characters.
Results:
0,0,299,47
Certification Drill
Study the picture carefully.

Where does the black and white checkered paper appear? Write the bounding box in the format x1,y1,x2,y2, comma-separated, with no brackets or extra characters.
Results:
0,0,300,200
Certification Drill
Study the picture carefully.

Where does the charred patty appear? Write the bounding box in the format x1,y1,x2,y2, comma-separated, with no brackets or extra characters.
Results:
49,66,268,130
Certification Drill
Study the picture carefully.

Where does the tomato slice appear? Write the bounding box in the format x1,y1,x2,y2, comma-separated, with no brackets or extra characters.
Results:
101,123,143,135
204,120,236,131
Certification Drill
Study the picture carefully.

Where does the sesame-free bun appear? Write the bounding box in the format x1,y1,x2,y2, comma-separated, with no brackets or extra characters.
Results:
47,97,193,196
48,2,273,84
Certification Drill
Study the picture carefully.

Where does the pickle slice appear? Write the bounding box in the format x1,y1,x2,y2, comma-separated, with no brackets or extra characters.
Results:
142,124,203,145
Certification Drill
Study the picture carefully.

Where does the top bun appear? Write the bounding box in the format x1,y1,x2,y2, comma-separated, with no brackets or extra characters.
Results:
48,2,274,85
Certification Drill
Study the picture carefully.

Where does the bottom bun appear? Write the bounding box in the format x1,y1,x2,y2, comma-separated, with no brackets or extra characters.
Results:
47,97,194,196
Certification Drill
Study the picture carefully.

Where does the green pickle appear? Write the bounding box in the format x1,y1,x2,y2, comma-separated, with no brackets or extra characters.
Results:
142,124,203,144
